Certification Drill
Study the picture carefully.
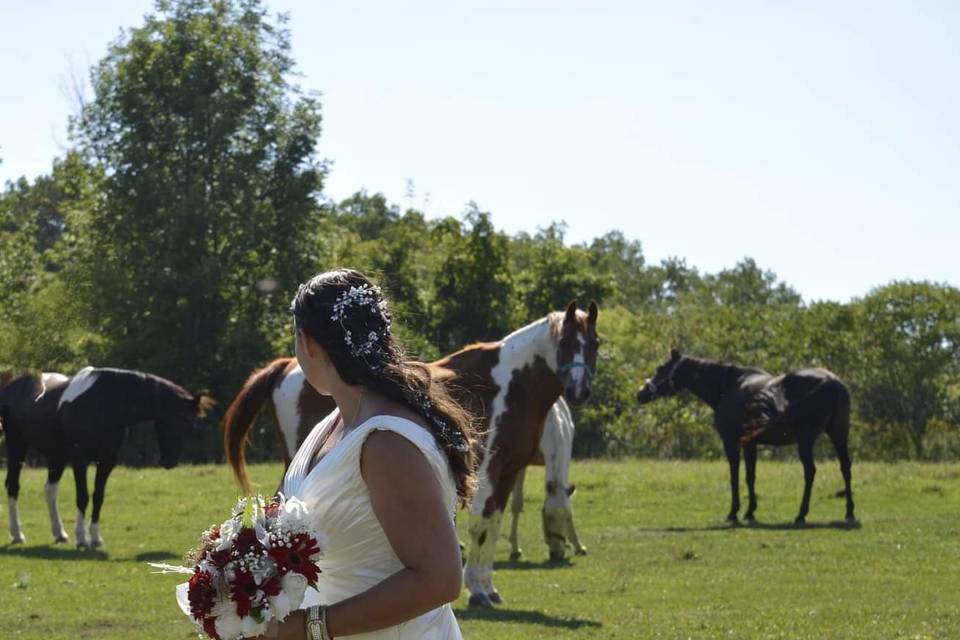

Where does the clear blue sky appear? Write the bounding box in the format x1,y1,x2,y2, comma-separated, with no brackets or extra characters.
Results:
2,1,958,302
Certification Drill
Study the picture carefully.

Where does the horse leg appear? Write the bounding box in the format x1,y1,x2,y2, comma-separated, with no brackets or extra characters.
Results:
72,461,90,549
45,461,70,543
723,439,741,523
563,489,587,556
795,438,817,525
5,451,26,543
508,468,525,561
827,431,855,522
743,442,758,522
464,473,499,608
90,461,116,548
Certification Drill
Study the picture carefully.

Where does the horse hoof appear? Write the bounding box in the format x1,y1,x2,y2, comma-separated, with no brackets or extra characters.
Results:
744,514,756,524
726,515,740,526
793,517,806,527
468,593,493,608
509,550,523,561
53,535,69,544
91,540,104,549
10,536,25,545
487,591,503,605
575,547,588,556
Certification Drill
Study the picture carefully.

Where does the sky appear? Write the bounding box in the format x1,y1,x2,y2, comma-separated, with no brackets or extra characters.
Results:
1,1,958,303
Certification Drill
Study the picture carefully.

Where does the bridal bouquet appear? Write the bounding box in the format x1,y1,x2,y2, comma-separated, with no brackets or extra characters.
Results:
150,495,324,640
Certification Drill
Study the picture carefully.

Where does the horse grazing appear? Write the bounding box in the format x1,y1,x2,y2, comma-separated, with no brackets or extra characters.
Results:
223,359,587,562
0,367,213,547
434,301,600,607
636,350,854,525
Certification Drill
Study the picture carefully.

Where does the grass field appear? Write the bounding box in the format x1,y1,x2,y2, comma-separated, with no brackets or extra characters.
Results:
1,459,958,639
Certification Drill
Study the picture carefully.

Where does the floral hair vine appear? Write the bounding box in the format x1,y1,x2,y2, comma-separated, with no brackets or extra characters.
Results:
329,284,392,361
416,392,470,453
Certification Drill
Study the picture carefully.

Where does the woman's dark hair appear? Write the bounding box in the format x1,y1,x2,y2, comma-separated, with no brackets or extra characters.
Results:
291,268,478,505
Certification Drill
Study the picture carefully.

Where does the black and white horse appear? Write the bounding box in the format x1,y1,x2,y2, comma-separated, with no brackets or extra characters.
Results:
0,367,213,547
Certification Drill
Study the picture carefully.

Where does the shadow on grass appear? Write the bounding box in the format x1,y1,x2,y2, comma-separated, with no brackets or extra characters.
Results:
495,557,574,571
0,543,109,561
642,519,862,533
456,606,601,629
134,550,180,562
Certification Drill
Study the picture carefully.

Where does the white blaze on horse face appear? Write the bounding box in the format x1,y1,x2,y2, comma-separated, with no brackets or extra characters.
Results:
8,496,25,543
58,366,99,408
566,334,589,400
273,366,305,459
45,481,69,542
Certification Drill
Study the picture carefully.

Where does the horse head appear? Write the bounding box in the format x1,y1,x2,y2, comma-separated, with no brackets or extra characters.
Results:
636,349,685,404
554,300,601,405
155,390,215,469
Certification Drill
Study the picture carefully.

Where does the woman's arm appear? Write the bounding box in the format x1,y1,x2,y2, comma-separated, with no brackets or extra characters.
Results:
270,429,462,639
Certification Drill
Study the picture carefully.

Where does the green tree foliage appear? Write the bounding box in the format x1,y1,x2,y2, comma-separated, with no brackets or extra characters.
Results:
851,282,960,457
71,0,325,393
2,0,957,465
432,205,513,352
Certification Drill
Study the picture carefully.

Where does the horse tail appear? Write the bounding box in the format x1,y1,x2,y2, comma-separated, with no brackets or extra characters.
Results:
831,378,852,441
223,358,293,493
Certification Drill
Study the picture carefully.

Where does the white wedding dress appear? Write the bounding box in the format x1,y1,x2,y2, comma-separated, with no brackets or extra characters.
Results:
282,409,464,639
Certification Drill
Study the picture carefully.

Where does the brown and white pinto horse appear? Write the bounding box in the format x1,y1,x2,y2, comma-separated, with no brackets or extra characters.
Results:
223,358,335,492
223,362,587,561
434,301,599,607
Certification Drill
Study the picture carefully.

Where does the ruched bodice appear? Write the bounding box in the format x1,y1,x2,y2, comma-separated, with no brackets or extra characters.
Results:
282,409,462,639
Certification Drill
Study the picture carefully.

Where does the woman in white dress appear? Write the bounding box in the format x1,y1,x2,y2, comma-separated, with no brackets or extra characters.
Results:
260,269,478,640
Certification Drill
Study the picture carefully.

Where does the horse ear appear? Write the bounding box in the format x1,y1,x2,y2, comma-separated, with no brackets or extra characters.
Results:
587,300,598,324
194,391,216,418
565,300,578,320
670,348,681,360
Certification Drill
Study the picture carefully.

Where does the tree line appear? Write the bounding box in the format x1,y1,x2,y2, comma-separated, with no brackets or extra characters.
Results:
1,0,958,464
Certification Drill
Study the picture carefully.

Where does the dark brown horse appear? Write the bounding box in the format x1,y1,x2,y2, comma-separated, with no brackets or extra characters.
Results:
0,367,213,547
636,350,854,525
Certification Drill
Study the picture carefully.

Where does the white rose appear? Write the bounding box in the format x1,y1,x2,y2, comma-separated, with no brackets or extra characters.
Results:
213,604,243,640
279,497,309,527
268,590,294,621
280,572,309,607
217,519,238,552
240,614,267,638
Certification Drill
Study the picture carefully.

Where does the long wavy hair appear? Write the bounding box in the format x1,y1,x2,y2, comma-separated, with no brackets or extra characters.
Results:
290,268,478,505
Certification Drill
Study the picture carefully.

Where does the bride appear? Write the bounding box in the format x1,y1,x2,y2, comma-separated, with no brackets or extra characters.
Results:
261,269,477,639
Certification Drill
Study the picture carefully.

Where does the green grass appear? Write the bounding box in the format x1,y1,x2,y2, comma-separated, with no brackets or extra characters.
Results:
1,460,958,639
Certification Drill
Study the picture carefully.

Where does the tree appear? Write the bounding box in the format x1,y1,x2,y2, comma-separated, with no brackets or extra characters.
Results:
432,205,513,352
853,281,960,457
71,0,325,392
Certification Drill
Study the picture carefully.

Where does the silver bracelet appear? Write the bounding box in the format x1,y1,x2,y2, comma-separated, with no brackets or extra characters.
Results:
305,605,332,640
